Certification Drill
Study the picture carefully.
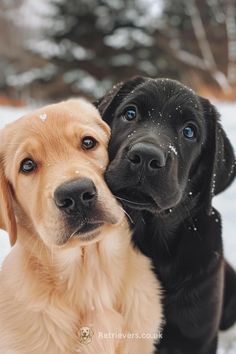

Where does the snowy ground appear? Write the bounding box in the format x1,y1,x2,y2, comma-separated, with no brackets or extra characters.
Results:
0,102,235,352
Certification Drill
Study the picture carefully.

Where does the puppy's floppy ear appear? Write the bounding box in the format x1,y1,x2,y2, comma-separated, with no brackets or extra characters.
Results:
94,76,147,124
0,149,17,246
199,97,236,212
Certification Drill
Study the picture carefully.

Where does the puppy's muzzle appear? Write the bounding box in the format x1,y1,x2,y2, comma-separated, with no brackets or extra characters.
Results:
54,178,97,215
127,142,166,174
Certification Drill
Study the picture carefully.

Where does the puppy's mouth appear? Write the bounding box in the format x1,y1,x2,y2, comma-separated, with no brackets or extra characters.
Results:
65,210,121,244
56,222,103,246
116,187,182,215
117,188,158,211
76,221,104,235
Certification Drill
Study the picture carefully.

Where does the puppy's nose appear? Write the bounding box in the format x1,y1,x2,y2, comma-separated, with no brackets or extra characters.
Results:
127,143,166,172
54,178,97,214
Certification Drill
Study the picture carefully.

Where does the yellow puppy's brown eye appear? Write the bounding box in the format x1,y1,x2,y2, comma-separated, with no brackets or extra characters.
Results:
20,158,37,173
82,136,97,150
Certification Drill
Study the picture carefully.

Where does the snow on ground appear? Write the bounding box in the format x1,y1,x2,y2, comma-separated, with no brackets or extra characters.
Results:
212,103,236,353
0,102,235,352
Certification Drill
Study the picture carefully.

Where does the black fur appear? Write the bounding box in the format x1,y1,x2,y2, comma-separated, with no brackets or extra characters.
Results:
96,77,236,354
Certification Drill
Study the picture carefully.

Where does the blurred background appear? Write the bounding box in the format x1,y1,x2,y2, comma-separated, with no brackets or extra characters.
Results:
0,0,236,104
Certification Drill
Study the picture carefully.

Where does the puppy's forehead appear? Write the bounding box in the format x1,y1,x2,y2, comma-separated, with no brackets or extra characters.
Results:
126,78,202,115
32,98,104,127
5,98,109,143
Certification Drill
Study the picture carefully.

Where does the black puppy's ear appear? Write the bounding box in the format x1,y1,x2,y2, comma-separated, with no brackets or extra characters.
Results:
94,76,146,124
199,97,236,212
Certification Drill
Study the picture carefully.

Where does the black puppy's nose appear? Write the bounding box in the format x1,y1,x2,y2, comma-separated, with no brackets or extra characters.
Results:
54,178,97,214
127,143,166,172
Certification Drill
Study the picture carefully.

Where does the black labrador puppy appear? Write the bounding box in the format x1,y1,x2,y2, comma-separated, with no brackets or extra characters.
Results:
96,77,236,354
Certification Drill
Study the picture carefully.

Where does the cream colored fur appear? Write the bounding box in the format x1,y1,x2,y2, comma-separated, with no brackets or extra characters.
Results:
0,99,162,354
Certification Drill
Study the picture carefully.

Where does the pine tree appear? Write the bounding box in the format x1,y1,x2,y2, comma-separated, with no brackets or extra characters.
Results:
29,0,170,98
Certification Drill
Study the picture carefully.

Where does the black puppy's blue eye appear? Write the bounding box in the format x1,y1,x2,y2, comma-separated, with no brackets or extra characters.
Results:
124,107,137,121
183,125,197,139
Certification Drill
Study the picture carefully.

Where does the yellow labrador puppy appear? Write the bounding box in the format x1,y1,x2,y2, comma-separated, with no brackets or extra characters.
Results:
0,99,162,354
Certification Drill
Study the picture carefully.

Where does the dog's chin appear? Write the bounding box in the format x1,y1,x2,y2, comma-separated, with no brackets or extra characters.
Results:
116,187,182,215
56,222,104,247
115,188,158,212
58,211,123,246
73,222,104,242
155,193,183,217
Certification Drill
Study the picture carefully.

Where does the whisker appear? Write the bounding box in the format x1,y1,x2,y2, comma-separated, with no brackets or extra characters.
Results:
114,195,147,207
120,206,134,224
68,227,81,241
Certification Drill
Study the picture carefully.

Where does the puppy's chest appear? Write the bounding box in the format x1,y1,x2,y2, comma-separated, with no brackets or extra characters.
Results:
58,245,122,307
41,248,124,352
2,247,125,353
